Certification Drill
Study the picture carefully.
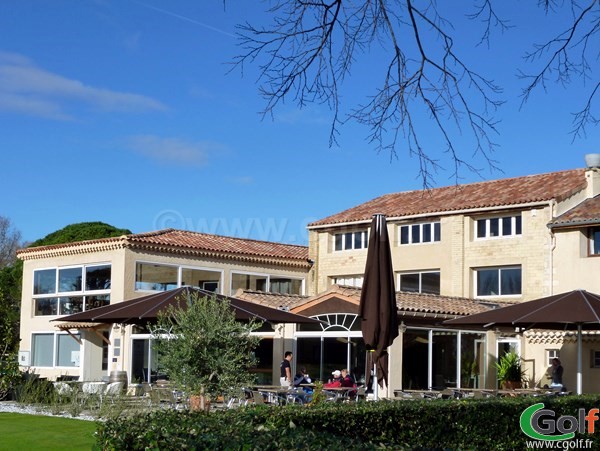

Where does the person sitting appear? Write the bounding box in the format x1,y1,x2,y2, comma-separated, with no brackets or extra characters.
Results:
340,368,358,398
323,370,342,388
293,367,312,388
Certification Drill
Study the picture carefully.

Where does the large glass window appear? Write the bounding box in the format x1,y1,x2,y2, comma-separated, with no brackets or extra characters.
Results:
231,273,267,293
332,275,363,288
334,231,368,251
399,222,440,245
399,271,440,294
181,267,221,291
590,227,600,256
476,215,522,239
135,263,178,291
230,272,303,295
476,266,522,297
32,264,111,316
32,333,80,367
269,278,303,295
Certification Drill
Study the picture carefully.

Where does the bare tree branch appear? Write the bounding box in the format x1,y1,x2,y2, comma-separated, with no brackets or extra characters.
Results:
0,217,21,268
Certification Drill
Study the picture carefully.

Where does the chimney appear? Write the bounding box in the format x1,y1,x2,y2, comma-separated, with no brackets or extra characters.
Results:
585,154,600,198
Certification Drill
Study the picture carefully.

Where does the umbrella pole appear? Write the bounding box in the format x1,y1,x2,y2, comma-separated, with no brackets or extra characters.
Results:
577,324,582,395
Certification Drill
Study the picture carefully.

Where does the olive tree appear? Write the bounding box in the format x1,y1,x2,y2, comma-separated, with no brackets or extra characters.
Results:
153,292,262,402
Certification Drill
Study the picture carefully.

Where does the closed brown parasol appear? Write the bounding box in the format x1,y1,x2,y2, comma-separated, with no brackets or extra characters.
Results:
359,214,399,399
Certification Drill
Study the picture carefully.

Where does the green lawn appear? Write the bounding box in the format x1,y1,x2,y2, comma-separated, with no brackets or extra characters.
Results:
0,413,97,451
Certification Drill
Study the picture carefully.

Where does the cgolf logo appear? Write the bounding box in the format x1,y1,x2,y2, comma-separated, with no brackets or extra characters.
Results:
520,403,598,441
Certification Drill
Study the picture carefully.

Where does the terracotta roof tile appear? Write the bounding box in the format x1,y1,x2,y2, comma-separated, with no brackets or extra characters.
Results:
127,229,309,261
235,289,310,310
309,169,586,227
549,195,600,228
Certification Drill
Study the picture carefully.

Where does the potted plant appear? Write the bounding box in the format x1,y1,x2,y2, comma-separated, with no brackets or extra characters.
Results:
496,352,526,389
153,292,262,410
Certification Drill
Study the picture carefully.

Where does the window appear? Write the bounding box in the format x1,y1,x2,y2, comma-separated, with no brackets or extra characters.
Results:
230,272,304,295
547,349,560,366
332,275,364,288
334,231,368,251
398,271,440,294
475,266,522,297
32,333,80,367
32,264,111,316
476,214,522,239
135,263,222,292
592,351,600,368
590,227,600,256
399,222,440,245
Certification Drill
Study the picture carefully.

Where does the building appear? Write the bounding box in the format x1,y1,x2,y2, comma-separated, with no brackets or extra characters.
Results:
17,229,309,383
17,158,600,393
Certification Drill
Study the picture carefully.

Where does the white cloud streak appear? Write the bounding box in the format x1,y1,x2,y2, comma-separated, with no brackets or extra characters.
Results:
0,51,167,119
127,135,225,168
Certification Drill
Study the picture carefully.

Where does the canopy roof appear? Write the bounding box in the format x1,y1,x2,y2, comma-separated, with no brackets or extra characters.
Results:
53,286,322,326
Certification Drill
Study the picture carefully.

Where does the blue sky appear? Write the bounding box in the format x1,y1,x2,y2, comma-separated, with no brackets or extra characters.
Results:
1,1,598,245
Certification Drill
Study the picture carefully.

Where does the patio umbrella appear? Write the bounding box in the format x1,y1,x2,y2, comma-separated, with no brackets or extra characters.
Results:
444,289,600,394
54,286,321,326
359,214,399,399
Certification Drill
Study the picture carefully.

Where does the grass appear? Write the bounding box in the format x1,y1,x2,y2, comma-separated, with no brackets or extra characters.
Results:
0,413,97,451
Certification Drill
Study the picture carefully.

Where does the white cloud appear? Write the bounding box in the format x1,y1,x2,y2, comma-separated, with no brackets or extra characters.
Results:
0,51,167,119
127,135,225,167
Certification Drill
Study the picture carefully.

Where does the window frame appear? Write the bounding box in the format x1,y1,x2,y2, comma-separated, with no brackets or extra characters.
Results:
474,265,522,298
31,332,81,368
135,261,224,293
398,221,441,245
333,230,368,251
589,226,600,256
397,270,441,294
475,214,522,240
229,270,305,296
547,349,560,367
331,275,364,288
32,264,111,317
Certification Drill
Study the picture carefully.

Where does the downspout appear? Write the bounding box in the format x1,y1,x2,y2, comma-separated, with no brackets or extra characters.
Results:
548,200,557,296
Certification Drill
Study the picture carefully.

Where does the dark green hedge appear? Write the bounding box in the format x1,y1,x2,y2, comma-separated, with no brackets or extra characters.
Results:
95,395,600,450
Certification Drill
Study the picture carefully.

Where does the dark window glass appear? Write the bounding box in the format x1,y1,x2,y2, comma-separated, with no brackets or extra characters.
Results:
489,218,499,237
502,217,512,236
400,273,420,292
60,296,83,315
86,265,111,291
423,224,432,242
344,233,353,250
354,232,363,249
515,215,522,235
421,272,441,294
34,269,56,295
500,268,522,295
35,297,58,316
335,234,343,251
59,267,82,292
400,226,409,244
434,222,441,241
85,295,110,311
477,220,486,238
411,224,420,243
592,227,600,255
477,269,499,296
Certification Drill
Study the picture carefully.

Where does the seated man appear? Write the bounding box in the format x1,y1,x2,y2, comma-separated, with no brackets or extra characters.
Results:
323,370,342,388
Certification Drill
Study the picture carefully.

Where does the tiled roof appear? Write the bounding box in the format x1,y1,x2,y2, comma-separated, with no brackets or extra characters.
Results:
234,289,310,310
309,169,586,227
549,195,600,228
306,285,503,317
17,228,309,267
127,229,309,261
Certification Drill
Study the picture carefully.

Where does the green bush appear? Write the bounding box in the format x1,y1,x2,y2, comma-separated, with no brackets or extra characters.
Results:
95,396,600,450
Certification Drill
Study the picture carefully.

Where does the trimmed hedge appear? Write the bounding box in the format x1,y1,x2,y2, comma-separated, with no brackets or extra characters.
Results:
95,395,600,450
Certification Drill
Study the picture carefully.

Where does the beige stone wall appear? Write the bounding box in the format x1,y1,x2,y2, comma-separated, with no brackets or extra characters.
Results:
551,228,600,293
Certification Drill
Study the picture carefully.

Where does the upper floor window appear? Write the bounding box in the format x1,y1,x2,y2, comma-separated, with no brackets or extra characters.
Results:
334,231,368,251
590,227,600,256
475,266,521,297
230,271,304,296
135,262,222,292
399,222,440,245
332,275,363,288
33,264,111,316
476,215,522,239
398,271,440,295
